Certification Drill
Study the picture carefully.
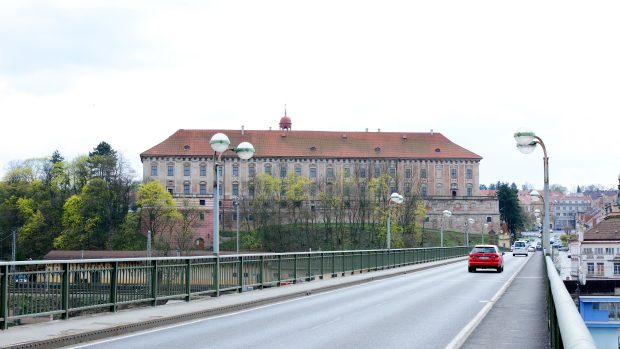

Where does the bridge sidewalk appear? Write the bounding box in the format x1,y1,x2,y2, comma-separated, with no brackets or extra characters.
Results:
460,251,550,349
0,257,466,349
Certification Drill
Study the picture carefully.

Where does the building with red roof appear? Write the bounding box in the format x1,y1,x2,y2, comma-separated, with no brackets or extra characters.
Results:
140,115,498,250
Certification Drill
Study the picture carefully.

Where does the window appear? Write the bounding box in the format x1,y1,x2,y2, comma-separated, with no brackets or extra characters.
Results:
233,183,239,196
587,263,594,274
595,247,604,255
486,216,492,223
280,165,287,178
374,165,381,177
295,166,302,177
199,212,205,220
167,165,174,176
233,165,239,177
167,188,173,195
151,165,158,176
583,247,592,254
405,182,411,195
327,166,334,180
606,248,614,255
451,167,457,179
184,165,190,176
466,168,473,180
389,166,396,177
199,199,205,206
310,183,317,196
249,164,256,177
265,164,272,176
435,165,442,179
390,185,397,194
200,165,206,176
421,185,427,197
596,263,604,275
614,263,620,275
184,184,190,195
467,187,473,196
420,168,427,179
436,183,443,195
359,165,367,178
344,167,350,178
309,167,317,179
200,183,206,195
405,167,411,179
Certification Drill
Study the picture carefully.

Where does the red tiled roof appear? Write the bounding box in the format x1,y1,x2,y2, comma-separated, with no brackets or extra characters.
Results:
583,214,620,241
141,129,482,161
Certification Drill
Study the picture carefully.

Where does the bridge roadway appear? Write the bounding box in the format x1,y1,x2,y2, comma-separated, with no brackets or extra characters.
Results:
1,252,550,349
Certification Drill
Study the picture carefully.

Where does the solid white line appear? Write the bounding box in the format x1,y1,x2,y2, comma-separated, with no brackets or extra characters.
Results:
443,257,531,349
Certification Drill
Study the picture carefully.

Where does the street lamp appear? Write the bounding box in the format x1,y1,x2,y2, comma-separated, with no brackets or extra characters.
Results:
482,223,488,244
387,192,404,249
514,129,551,254
464,218,474,246
439,210,452,247
210,133,255,255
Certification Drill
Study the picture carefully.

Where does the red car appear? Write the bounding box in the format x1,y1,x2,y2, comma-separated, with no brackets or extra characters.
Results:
468,244,504,273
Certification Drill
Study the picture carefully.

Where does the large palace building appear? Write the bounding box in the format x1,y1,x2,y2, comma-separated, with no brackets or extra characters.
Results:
140,115,500,249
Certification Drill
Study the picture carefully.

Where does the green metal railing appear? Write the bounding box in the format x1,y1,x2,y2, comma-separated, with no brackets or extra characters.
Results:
0,246,469,329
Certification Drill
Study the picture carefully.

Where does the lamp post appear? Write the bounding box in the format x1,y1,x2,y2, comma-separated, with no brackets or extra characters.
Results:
387,192,404,249
439,210,452,247
482,223,488,244
233,196,240,254
210,133,255,255
464,218,474,246
514,129,551,254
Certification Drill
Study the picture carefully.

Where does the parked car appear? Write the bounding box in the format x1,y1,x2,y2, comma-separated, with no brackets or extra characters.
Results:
528,245,536,252
468,244,504,273
513,240,529,256
536,244,542,251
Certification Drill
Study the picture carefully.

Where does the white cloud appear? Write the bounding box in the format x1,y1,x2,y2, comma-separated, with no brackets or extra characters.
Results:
1,0,619,190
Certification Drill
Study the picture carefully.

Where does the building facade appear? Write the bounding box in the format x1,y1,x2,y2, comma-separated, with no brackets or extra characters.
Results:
140,117,499,249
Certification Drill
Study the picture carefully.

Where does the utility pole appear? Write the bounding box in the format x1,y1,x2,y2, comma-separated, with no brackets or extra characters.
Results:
11,227,16,272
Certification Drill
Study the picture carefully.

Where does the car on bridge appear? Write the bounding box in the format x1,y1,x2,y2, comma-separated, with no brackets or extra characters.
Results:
468,245,504,273
513,240,529,256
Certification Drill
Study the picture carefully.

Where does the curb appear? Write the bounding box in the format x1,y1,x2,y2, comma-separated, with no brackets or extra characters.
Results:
5,257,466,349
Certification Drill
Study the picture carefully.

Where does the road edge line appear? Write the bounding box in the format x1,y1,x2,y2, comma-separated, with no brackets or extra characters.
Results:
444,254,533,349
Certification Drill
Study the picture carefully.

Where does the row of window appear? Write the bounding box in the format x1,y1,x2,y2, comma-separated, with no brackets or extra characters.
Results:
582,247,620,255
171,181,474,198
150,163,475,180
170,183,240,197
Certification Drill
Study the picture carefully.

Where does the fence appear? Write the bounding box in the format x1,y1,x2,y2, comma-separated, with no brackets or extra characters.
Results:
0,246,469,329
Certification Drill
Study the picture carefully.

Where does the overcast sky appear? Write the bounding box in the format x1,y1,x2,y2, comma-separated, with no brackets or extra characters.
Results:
1,1,619,192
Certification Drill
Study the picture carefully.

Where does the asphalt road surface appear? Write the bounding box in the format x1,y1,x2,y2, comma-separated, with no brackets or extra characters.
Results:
70,254,530,349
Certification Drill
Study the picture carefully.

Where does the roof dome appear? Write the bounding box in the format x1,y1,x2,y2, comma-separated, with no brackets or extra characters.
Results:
279,106,292,130
279,115,291,127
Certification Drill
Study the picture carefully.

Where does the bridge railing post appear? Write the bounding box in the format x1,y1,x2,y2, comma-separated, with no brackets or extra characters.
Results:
1,264,8,330
109,261,118,312
185,259,191,301
61,262,70,319
259,255,265,289
150,259,158,306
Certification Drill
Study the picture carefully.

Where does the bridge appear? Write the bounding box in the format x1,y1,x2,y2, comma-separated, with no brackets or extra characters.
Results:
0,248,596,348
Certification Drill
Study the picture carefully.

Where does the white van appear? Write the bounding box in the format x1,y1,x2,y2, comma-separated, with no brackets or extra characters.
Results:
513,240,529,256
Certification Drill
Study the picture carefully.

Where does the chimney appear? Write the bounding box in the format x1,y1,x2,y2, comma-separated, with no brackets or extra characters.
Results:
241,125,245,136
366,128,368,132
378,128,380,132
430,129,434,136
